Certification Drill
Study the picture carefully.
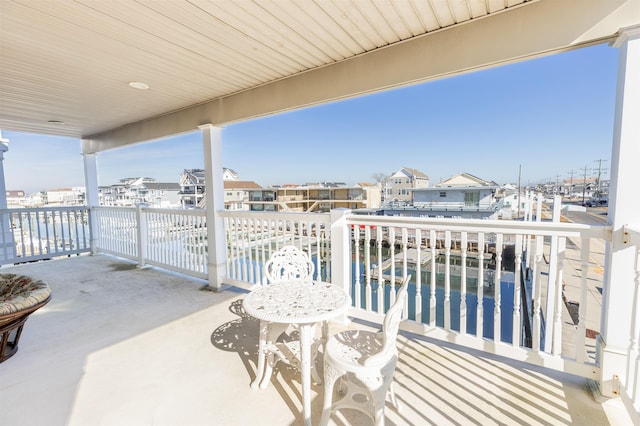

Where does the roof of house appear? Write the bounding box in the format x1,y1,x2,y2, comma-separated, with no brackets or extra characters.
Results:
412,185,499,192
392,167,430,180
435,172,494,188
224,181,262,190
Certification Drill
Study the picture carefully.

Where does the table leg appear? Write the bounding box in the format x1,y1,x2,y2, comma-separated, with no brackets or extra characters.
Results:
251,320,268,389
299,323,313,426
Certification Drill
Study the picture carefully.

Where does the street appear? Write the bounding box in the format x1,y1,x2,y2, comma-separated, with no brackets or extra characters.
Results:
563,206,609,226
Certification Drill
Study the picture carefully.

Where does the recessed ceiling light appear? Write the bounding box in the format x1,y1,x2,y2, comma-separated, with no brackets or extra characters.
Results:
47,120,65,125
128,81,149,90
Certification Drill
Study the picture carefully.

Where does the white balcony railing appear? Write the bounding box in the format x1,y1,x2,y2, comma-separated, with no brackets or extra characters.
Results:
222,210,331,290
344,215,609,379
411,201,495,210
0,206,90,265
74,206,615,383
94,206,208,279
222,209,610,380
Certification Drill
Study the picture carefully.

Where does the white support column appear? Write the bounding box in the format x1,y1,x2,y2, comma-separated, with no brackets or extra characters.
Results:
0,131,16,263
598,25,640,398
200,124,226,291
330,208,352,305
82,141,100,254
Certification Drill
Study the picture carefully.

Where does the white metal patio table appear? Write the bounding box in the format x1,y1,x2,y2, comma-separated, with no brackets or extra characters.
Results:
243,281,351,426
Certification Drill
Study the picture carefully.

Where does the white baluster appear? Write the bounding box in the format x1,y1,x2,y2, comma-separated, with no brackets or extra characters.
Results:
494,233,503,343
576,238,590,363
402,227,409,320
415,228,423,322
430,229,436,327
364,225,372,311
377,226,384,314
444,230,451,331
389,227,396,307
461,232,468,335
477,232,485,338
552,237,566,356
532,236,544,352
354,224,361,309
513,234,523,347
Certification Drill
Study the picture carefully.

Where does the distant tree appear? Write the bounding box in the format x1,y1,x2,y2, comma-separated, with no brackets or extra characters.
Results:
371,172,388,184
372,172,390,203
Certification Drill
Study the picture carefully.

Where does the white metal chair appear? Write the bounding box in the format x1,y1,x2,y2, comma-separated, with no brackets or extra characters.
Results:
262,245,315,284
252,245,317,389
320,274,411,426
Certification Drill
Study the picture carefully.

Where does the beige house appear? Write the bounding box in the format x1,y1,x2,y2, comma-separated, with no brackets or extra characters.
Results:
389,167,430,203
248,182,381,212
223,180,262,211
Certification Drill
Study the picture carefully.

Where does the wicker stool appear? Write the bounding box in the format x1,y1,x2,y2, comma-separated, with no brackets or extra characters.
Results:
0,274,51,363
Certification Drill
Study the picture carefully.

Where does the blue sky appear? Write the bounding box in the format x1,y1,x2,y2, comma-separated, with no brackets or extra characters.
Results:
4,43,617,194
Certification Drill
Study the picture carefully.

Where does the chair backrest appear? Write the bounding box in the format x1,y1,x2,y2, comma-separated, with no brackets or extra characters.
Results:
263,245,315,284
364,274,411,367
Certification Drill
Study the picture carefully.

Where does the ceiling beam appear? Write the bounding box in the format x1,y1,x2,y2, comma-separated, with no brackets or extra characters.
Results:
83,0,638,152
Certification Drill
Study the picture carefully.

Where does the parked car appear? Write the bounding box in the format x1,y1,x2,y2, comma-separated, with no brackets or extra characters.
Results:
584,198,608,207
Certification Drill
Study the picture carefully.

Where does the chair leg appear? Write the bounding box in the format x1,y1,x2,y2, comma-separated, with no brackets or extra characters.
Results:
388,381,401,412
371,383,388,426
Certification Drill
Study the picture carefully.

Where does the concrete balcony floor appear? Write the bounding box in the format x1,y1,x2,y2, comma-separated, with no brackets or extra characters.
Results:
0,254,631,425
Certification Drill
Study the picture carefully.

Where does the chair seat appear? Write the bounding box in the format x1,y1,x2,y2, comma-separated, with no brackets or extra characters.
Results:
325,330,391,371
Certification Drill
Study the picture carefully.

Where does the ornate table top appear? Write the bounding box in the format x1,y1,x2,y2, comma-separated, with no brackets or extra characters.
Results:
243,281,350,324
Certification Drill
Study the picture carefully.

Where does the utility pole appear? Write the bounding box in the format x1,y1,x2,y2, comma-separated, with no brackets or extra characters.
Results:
517,164,522,218
594,159,608,198
567,170,576,199
580,165,591,203
553,174,561,195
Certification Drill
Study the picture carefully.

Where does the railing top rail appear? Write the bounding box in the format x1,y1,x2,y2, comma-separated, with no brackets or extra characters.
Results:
93,206,136,211
3,206,88,213
347,215,611,240
140,207,207,216
219,210,330,222
93,206,207,217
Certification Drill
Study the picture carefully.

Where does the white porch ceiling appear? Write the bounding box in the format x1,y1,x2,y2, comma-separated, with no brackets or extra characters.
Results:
1,0,638,152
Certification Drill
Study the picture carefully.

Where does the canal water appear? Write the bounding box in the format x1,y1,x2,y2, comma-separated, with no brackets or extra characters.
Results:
348,251,518,345
350,266,516,344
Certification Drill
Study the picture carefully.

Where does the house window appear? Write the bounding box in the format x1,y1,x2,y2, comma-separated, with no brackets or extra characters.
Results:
464,192,480,206
440,192,446,198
